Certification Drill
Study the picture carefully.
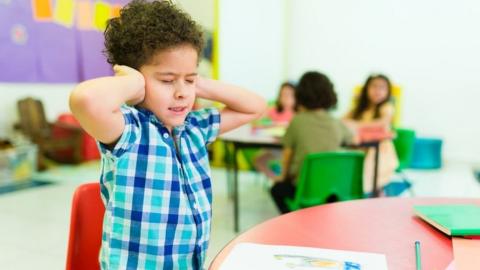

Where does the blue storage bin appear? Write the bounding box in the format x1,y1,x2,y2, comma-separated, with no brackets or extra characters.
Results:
410,138,443,169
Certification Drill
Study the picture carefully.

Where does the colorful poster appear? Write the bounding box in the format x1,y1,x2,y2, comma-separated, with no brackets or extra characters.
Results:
110,4,121,17
0,0,129,83
53,0,75,27
76,1,94,30
93,1,110,31
32,0,53,21
0,0,216,83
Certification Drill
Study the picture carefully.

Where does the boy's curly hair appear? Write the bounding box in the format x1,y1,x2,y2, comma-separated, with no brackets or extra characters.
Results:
295,71,337,110
104,0,204,69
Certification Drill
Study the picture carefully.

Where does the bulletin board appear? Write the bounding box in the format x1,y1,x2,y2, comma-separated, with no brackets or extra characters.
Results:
0,0,218,83
0,0,132,83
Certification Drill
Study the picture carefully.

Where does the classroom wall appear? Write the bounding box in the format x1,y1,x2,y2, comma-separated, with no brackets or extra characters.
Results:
176,0,215,30
2,0,478,163
218,0,287,100
286,0,480,163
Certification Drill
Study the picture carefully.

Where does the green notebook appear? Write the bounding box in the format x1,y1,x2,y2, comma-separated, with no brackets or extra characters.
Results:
414,204,480,236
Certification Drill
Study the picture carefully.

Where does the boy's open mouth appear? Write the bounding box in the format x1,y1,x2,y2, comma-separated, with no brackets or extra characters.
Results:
168,106,188,113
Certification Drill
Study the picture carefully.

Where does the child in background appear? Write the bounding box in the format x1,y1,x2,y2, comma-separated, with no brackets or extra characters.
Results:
69,1,266,269
265,82,296,126
271,72,353,214
343,74,399,194
253,82,296,178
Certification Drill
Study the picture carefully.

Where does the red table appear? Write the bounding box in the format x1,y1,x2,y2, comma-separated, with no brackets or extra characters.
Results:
209,198,480,270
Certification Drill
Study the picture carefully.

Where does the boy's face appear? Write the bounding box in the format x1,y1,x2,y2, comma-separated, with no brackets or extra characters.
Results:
139,45,198,132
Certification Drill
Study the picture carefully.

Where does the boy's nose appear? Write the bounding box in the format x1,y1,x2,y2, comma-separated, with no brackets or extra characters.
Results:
174,85,188,99
174,91,183,99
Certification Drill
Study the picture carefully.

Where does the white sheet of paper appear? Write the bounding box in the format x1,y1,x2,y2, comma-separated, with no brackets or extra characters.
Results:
219,243,388,270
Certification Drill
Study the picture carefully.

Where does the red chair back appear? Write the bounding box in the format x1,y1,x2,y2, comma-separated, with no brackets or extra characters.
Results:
66,182,105,270
54,113,101,161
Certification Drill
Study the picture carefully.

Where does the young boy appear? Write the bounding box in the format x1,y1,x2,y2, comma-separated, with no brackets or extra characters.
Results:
270,71,353,214
69,1,266,269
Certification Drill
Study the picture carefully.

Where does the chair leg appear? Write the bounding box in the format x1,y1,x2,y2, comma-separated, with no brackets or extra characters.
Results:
399,171,415,197
382,171,415,197
37,152,48,171
35,145,51,171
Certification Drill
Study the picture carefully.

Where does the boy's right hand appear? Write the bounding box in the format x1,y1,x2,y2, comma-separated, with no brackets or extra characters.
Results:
113,65,145,105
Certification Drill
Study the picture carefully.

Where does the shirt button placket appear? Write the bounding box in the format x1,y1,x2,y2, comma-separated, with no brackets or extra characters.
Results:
192,202,198,212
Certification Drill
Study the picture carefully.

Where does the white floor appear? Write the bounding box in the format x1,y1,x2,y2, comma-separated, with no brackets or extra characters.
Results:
0,160,479,269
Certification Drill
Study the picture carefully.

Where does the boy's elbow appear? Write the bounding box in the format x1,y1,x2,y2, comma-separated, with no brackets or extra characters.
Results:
69,86,97,117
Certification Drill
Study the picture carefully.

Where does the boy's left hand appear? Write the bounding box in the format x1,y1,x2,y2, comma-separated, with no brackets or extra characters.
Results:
194,76,210,100
113,65,145,105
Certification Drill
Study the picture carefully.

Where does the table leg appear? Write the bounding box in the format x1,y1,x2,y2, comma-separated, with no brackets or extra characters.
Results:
233,143,239,232
224,142,234,200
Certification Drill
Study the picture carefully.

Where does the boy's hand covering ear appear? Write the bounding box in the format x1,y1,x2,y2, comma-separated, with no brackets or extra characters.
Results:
114,65,140,77
113,65,146,106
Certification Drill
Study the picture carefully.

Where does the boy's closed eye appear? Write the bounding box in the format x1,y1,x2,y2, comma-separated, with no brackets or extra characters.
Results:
160,79,195,85
156,75,175,84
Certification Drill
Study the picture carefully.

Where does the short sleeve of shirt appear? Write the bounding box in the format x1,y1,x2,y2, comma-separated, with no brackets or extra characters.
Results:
187,107,221,145
98,105,141,157
282,116,298,148
380,103,395,119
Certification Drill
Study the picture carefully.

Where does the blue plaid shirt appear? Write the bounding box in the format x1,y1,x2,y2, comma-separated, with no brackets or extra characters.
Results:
98,105,220,269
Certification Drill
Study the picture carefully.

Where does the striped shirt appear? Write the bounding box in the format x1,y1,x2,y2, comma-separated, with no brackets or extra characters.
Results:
98,105,220,269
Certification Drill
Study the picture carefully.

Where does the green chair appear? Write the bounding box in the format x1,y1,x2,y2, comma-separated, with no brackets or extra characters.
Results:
286,151,365,211
241,148,262,171
384,128,416,196
393,128,416,171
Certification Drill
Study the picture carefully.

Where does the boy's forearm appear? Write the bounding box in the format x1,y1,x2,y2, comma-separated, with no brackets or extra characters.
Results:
70,75,144,115
196,78,266,116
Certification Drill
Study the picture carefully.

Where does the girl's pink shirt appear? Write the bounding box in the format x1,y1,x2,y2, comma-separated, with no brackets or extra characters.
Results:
268,107,294,124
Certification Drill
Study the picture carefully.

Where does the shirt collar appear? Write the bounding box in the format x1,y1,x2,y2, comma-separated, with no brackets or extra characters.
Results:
134,106,187,136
